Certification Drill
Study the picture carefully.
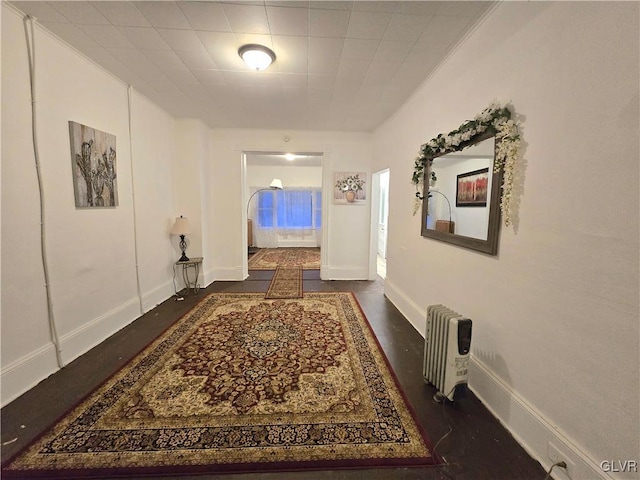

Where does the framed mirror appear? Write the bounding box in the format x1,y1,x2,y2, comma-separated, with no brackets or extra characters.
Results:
420,130,504,255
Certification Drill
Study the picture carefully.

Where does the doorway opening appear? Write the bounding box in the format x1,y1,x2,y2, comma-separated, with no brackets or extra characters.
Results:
371,169,390,279
244,151,324,276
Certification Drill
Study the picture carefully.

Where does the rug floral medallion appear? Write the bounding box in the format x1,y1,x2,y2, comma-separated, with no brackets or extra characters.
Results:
248,247,321,270
3,293,437,477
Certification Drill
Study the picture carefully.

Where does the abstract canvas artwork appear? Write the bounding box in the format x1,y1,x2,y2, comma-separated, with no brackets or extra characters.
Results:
456,168,488,207
69,121,118,208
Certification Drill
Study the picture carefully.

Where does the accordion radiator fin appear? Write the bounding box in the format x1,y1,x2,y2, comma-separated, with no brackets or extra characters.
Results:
424,305,472,401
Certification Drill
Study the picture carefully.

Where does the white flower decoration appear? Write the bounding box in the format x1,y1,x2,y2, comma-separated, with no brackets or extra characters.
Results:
412,102,521,227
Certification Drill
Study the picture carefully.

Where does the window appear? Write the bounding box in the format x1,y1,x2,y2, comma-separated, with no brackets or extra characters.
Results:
257,188,321,230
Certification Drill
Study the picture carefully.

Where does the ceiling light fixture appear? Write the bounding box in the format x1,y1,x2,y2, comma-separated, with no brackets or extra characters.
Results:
238,44,276,71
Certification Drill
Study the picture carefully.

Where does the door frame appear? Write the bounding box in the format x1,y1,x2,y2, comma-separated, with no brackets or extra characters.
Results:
241,149,329,280
369,168,390,280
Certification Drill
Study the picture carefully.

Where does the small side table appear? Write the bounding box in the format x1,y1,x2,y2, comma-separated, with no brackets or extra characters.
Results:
174,257,203,295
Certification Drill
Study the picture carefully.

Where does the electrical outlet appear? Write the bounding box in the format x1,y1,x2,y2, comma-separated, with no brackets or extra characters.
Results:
548,441,575,479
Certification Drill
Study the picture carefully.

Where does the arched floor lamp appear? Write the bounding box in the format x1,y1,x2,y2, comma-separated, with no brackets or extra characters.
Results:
247,178,283,253
428,190,454,233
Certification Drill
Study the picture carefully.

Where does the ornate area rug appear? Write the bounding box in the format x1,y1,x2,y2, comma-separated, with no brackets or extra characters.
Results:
248,247,320,270
265,265,303,299
2,293,438,478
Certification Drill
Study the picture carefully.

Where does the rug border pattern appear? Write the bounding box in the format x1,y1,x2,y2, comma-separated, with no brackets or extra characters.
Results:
2,292,440,478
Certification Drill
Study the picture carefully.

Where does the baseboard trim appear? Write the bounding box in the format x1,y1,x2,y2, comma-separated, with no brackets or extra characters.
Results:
323,266,368,280
383,279,425,335
1,297,142,407
212,267,244,282
203,267,215,286
470,356,611,480
142,280,174,313
1,343,59,407
59,297,142,366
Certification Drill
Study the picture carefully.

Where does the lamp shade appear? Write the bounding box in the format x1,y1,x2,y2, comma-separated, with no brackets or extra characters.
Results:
170,216,192,235
269,178,284,190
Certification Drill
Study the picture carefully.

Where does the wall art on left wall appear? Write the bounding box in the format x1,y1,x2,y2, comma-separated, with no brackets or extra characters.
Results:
69,121,118,208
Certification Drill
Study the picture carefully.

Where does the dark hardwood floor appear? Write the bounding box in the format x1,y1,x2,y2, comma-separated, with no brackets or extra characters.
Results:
1,271,546,480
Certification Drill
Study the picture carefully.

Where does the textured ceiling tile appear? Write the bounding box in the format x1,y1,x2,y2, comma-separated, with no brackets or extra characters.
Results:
144,72,177,91
175,50,218,70
107,48,159,72
40,22,101,50
78,25,136,48
351,1,397,13
345,11,392,39
272,36,308,74
333,76,364,92
206,85,242,109
16,0,486,131
163,67,199,85
307,89,333,110
134,1,191,29
267,6,309,36
49,2,110,25
308,55,340,75
92,2,151,27
394,1,442,16
373,40,413,62
142,49,186,70
363,62,402,89
308,37,344,58
266,1,310,8
10,2,69,23
282,87,308,104
308,74,335,89
223,71,281,88
436,1,489,17
340,38,379,59
336,57,371,77
309,1,353,11
119,27,171,50
383,13,430,42
309,9,350,38
177,2,230,32
279,74,308,89
198,31,247,70
79,46,132,78
417,15,470,46
222,3,270,34
191,69,228,86
234,33,274,50
157,28,208,52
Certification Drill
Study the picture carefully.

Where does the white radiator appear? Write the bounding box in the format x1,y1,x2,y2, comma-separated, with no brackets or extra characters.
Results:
423,305,472,401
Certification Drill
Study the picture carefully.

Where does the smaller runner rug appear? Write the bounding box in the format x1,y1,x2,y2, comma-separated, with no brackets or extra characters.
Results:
2,293,438,478
249,247,320,270
265,265,303,299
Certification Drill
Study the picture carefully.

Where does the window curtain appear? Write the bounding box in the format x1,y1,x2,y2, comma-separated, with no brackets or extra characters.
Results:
248,187,322,248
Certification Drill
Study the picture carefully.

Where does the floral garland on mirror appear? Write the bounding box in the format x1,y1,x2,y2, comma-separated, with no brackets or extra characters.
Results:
412,102,521,226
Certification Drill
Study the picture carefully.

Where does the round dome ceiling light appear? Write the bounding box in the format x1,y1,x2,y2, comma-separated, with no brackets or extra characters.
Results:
238,44,276,71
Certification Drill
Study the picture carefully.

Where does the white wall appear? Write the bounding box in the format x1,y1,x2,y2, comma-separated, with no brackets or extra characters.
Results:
208,129,373,280
374,3,639,479
247,164,322,188
129,93,179,311
1,6,178,405
174,119,211,284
